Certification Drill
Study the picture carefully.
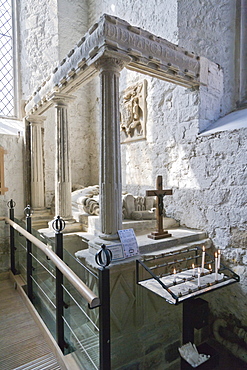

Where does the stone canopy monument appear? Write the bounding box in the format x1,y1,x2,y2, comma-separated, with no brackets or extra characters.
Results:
24,13,221,247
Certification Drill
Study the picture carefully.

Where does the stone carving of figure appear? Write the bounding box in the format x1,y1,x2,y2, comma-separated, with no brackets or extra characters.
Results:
120,80,147,142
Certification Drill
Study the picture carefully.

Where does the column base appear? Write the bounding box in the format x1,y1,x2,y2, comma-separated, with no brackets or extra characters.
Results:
48,217,83,233
29,208,52,229
88,235,121,255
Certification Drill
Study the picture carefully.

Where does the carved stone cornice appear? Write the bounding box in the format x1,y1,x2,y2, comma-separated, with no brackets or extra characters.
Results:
25,13,211,116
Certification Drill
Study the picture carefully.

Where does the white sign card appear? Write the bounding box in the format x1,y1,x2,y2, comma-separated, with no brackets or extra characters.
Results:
118,228,140,258
107,243,124,261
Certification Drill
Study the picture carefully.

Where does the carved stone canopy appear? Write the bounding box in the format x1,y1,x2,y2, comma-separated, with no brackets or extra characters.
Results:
25,13,209,116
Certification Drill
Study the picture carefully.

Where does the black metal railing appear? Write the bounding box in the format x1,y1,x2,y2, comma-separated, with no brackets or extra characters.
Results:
4,200,111,370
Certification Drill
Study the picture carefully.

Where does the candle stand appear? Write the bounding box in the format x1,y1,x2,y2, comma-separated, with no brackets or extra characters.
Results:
136,246,240,369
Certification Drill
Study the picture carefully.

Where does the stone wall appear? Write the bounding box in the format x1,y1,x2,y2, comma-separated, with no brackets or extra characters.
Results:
19,0,96,207
19,0,59,97
178,0,237,116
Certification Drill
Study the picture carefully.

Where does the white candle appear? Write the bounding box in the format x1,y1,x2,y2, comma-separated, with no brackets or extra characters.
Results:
217,250,221,269
173,268,176,283
197,267,201,287
192,263,195,277
201,246,205,273
215,252,218,281
209,264,212,272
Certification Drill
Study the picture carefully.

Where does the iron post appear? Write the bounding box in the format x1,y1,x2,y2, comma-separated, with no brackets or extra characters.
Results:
52,216,65,353
7,199,17,274
24,205,33,302
96,245,112,370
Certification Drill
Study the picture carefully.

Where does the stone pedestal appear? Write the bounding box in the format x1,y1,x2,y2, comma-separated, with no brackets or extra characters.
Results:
76,249,182,369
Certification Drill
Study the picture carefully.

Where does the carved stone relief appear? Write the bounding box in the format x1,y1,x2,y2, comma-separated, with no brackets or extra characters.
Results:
120,80,147,143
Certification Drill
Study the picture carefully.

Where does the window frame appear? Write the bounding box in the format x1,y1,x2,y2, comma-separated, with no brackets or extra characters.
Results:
0,0,21,119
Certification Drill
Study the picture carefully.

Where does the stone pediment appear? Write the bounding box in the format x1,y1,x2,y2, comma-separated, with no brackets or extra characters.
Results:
25,13,209,116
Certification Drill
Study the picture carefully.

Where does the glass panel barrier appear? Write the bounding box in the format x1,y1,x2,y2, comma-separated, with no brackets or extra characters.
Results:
63,249,99,367
14,228,26,280
31,242,56,339
63,275,99,369
13,217,27,280
63,248,99,290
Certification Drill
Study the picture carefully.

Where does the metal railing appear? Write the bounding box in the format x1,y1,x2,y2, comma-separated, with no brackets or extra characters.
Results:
1,200,112,369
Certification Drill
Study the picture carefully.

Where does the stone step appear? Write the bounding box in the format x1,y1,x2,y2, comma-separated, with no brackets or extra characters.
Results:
137,228,210,254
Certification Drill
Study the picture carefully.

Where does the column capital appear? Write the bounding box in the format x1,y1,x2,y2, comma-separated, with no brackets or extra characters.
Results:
26,114,46,125
95,57,126,74
48,93,76,107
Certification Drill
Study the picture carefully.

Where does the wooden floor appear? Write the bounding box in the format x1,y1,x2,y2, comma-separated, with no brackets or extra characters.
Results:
0,276,61,370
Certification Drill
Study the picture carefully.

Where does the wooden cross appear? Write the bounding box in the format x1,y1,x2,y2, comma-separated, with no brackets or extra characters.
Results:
146,175,173,240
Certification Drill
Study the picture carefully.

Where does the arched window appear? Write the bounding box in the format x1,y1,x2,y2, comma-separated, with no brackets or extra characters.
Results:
0,0,19,117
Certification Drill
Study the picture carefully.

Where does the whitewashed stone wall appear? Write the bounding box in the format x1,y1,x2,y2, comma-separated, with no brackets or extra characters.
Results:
19,0,59,97
19,0,95,208
0,133,24,272
178,0,237,117
88,0,178,44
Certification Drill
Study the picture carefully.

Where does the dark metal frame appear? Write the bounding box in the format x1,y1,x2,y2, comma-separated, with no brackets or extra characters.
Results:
136,246,240,305
8,199,17,274
25,205,33,302
95,244,112,370
52,216,66,353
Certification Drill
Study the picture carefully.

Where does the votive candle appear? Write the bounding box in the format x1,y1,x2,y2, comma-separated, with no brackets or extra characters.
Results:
173,268,176,283
201,246,205,273
215,252,218,281
192,263,195,276
217,249,221,269
198,267,201,287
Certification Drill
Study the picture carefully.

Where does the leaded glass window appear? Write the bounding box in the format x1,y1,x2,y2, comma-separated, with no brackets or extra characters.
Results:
0,0,14,117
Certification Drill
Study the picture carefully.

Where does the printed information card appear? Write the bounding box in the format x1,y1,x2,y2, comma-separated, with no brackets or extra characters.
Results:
118,228,140,258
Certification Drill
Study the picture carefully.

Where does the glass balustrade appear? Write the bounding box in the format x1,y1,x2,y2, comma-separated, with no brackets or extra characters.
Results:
11,217,101,367
13,218,27,279
63,275,99,368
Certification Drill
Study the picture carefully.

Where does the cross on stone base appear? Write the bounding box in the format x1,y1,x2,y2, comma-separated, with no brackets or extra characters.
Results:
146,175,173,240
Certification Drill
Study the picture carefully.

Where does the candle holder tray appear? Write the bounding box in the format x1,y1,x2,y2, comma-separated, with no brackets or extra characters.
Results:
136,246,239,305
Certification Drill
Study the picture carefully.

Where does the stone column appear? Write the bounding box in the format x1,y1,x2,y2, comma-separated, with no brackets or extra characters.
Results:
27,115,46,209
96,58,125,241
49,93,75,220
